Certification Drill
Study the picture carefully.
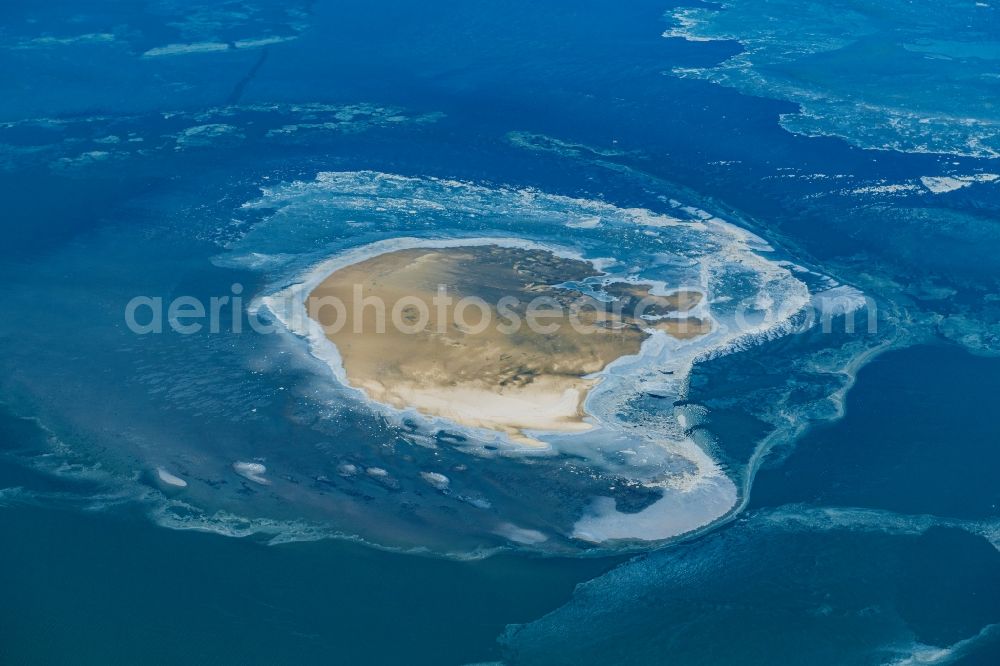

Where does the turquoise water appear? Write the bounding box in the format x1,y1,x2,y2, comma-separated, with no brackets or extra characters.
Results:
1,0,998,662
0,410,616,664
664,0,1000,158
3,346,996,664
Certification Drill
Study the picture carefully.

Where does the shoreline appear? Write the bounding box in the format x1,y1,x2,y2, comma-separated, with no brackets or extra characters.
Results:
253,219,824,545
302,244,708,444
258,236,711,449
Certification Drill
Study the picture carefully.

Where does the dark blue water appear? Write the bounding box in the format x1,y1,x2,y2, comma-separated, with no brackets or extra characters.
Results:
2,0,998,663
502,345,1000,665
0,505,617,665
750,345,1000,520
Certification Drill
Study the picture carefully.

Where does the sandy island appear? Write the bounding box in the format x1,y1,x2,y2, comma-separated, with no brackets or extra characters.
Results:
307,245,709,444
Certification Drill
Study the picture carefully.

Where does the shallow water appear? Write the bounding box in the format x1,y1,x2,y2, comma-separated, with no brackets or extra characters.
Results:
664,0,1000,158
1,0,998,662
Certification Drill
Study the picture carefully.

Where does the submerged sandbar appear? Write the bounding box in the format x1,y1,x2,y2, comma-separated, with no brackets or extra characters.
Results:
307,245,708,443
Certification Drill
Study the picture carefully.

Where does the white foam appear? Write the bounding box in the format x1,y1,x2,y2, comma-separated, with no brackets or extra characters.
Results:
233,36,299,49
812,285,868,319
150,499,333,545
420,472,450,490
155,466,187,488
142,42,230,57
175,124,242,148
233,461,269,485
851,183,922,195
921,173,999,194
494,522,549,544
242,171,828,544
661,3,1000,159
14,33,116,49
566,215,602,229
760,505,1000,552
661,8,724,42
572,473,737,543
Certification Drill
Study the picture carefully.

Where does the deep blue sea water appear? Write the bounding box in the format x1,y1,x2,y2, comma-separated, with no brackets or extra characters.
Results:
501,345,1000,665
1,0,998,663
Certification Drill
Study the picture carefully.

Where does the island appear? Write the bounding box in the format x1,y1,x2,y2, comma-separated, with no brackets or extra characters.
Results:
306,245,709,444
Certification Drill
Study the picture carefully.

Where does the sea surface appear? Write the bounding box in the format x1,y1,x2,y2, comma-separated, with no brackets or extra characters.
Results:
1,0,998,663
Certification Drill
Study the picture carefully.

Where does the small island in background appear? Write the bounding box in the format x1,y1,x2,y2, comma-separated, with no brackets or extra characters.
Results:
307,245,709,444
